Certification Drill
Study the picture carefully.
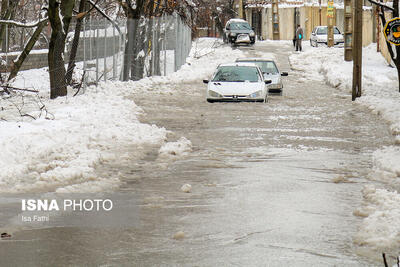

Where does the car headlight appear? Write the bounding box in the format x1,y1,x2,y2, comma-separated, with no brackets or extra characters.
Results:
249,90,263,98
249,32,255,37
229,32,237,37
209,90,222,98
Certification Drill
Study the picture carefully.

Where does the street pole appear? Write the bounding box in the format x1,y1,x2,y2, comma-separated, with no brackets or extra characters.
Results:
352,0,363,101
327,0,334,47
272,0,280,40
319,0,322,25
376,6,381,52
238,0,243,19
344,0,353,61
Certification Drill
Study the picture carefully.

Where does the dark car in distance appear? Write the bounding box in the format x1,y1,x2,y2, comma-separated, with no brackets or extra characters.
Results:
223,19,256,46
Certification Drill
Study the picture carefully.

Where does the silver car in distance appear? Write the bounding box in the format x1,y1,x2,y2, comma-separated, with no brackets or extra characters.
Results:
235,58,288,94
203,63,271,103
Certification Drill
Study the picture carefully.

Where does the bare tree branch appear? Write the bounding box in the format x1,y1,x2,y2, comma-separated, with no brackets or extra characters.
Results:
0,18,49,28
87,0,122,34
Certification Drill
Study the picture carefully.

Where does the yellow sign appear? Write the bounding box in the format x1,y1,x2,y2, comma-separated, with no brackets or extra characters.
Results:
384,17,400,46
327,1,334,18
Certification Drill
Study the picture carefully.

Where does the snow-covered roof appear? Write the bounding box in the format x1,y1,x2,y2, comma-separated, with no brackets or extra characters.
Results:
218,62,259,67
236,58,276,62
227,18,247,23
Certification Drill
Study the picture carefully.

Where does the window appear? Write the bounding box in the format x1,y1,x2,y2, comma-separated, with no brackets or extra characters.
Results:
230,22,252,30
237,61,278,74
212,66,260,82
317,27,327,35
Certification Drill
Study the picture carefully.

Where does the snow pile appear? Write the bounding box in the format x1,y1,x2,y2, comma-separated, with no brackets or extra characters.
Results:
373,147,400,177
353,185,400,251
158,137,192,157
0,81,167,193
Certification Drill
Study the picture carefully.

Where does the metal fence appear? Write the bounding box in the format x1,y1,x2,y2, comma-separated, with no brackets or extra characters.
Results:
77,13,192,89
0,13,192,89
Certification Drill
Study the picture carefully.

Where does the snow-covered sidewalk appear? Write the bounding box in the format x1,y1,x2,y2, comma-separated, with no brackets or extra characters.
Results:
0,38,244,193
290,43,400,254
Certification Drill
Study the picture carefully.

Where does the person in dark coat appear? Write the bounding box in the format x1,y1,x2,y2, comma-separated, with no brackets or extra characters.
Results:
295,24,304,52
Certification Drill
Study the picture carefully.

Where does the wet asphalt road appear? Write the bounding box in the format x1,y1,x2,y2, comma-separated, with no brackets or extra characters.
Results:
0,41,395,266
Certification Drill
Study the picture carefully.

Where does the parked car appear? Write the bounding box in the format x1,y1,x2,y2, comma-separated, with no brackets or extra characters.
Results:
310,26,344,47
235,58,288,93
203,63,271,103
223,18,256,45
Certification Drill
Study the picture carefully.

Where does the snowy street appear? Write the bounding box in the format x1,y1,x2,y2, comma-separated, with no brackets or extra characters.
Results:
1,40,399,265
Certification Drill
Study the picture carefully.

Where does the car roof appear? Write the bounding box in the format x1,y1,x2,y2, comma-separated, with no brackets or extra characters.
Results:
227,18,248,24
218,62,259,67
315,26,339,29
236,58,276,63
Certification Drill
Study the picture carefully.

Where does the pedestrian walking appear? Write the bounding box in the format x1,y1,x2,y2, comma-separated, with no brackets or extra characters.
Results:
295,24,303,52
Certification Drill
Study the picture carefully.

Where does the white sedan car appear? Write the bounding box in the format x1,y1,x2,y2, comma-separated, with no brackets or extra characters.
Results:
203,63,271,103
235,58,288,93
310,26,344,47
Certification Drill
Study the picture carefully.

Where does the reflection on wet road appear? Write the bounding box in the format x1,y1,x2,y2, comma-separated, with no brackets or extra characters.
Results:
1,42,394,266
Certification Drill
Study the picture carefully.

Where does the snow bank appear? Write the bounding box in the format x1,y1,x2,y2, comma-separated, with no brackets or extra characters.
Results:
354,185,400,251
373,147,400,177
290,43,400,254
0,78,167,193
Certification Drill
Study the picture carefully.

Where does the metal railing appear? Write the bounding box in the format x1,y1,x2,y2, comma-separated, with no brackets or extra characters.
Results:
1,13,192,90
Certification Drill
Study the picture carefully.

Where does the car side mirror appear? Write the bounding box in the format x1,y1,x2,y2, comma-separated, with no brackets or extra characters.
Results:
203,79,209,84
264,80,272,84
281,72,288,76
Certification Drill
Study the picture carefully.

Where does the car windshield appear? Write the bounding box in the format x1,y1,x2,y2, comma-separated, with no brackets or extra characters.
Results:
317,27,340,35
212,66,260,82
229,22,251,30
237,61,278,74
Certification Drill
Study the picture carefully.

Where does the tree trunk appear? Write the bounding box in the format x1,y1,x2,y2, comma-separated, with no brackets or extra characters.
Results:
131,20,146,81
48,0,74,99
7,19,48,81
122,18,135,81
0,0,19,52
153,17,161,76
65,0,86,85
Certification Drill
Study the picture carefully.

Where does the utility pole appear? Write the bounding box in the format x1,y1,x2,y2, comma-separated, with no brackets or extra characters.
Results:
272,0,280,40
352,0,363,101
238,0,243,19
375,6,381,52
344,0,353,60
327,0,334,47
319,0,322,25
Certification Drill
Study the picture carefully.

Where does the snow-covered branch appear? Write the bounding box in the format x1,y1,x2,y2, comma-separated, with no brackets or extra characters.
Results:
0,18,49,28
